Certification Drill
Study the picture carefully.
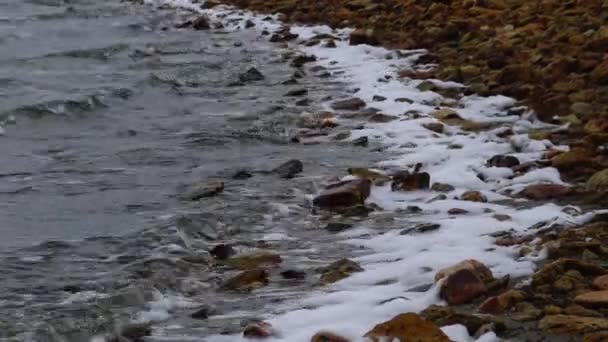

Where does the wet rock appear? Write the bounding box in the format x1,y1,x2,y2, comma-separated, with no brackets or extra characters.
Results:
423,122,444,134
180,181,224,201
440,268,488,305
225,252,282,270
298,111,337,129
593,275,608,290
448,208,468,215
521,183,572,200
284,88,308,97
587,169,608,192
512,302,542,321
487,155,520,168
564,304,603,318
222,268,269,291
109,323,151,342
575,291,608,308
280,269,306,280
323,40,337,48
591,60,608,85
192,15,210,30
313,179,371,209
290,54,316,68
436,259,493,282
311,331,350,342
348,168,391,185
372,95,386,102
233,169,253,180
352,136,368,147
272,159,303,179
431,183,455,192
331,98,366,111
364,313,450,342
244,19,255,29
191,305,213,320
239,67,265,82
210,244,235,260
349,28,379,46
461,191,487,202
325,222,353,233
391,171,430,191
368,113,398,123
421,305,504,336
333,131,351,141
584,331,608,342
320,258,363,284
400,223,441,235
243,321,274,339
539,315,608,335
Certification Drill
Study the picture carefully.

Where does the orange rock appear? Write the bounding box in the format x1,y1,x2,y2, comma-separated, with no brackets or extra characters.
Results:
575,291,608,308
311,331,350,342
364,313,450,342
440,268,487,305
435,259,493,282
593,275,608,290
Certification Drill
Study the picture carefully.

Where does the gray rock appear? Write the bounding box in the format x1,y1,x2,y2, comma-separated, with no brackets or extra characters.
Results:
331,98,366,111
272,159,303,179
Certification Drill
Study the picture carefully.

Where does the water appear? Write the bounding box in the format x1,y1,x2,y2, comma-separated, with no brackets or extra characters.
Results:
0,0,383,340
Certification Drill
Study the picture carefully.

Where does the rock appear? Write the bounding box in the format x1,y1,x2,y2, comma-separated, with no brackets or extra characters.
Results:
593,275,608,290
210,244,235,260
532,259,607,289
233,169,253,180
320,258,363,284
400,223,441,235
364,313,450,342
564,304,603,318
372,95,386,102
431,183,455,192
421,305,504,336
225,252,282,270
244,19,255,28
325,222,353,233
349,28,379,46
280,269,306,280
587,169,608,192
391,171,430,191
331,98,366,111
575,291,608,308
423,122,444,133
299,111,337,129
551,149,595,171
310,331,350,342
192,16,210,30
243,321,274,339
440,268,488,305
539,315,608,335
285,88,308,97
368,113,398,123
222,268,269,291
352,136,369,147
110,323,152,342
435,259,493,282
461,191,487,202
511,302,542,321
313,179,371,209
239,67,265,82
448,208,468,215
487,155,520,168
191,305,213,319
180,181,224,201
348,168,391,184
521,184,572,200
272,159,303,179
290,54,316,68
591,60,608,85
584,332,608,342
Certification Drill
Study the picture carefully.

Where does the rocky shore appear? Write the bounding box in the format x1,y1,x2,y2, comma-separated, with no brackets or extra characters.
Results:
109,1,608,341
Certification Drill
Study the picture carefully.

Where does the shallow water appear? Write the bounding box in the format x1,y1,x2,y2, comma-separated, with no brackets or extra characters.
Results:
0,0,385,340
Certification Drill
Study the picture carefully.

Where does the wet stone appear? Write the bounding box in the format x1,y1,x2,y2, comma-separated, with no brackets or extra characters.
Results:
486,155,520,168
372,95,387,102
284,88,308,97
180,181,224,201
210,244,235,260
431,182,455,192
233,169,253,180
239,67,265,82
400,223,441,235
280,269,306,280
325,222,353,233
272,159,303,179
331,98,366,111
192,15,211,30
290,54,316,68
352,136,369,147
313,179,371,209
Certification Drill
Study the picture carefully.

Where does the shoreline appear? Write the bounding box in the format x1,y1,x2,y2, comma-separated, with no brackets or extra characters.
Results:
115,1,608,341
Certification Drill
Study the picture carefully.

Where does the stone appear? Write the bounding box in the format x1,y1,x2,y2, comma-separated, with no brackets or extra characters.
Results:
587,169,608,192
440,268,487,305
436,259,493,282
593,275,608,290
420,305,504,335
521,184,572,200
479,289,527,314
280,269,306,280
461,191,487,202
180,181,224,201
111,323,152,342
222,268,269,291
372,95,386,102
431,183,455,192
364,313,450,342
272,159,303,179
511,302,542,321
310,331,350,342
290,54,316,68
591,60,608,85
584,332,608,342
564,304,602,318
285,88,308,97
575,291,608,308
313,179,371,209
348,168,391,184
320,258,363,284
448,208,468,215
233,169,253,180
239,67,265,82
225,252,282,270
349,28,379,46
325,222,353,233
192,16,210,30
539,315,608,335
331,98,366,111
352,136,369,147
210,244,235,260
423,122,444,133
243,321,274,338
391,171,431,191
400,223,441,235
368,113,398,123
486,155,520,168
190,305,213,319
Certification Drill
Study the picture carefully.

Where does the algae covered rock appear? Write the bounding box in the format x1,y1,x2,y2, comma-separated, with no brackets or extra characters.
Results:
587,169,608,192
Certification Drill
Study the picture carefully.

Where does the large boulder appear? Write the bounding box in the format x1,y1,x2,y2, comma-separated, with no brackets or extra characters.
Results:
313,179,371,209
364,313,451,342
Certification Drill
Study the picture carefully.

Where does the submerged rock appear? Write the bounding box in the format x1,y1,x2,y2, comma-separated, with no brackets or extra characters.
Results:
311,331,350,342
239,67,265,82
180,181,224,201
330,98,366,111
210,244,235,260
243,321,274,339
320,258,363,284
225,252,282,270
313,179,371,209
391,171,430,191
364,313,450,342
352,136,369,147
192,16,211,30
272,159,303,179
222,268,269,291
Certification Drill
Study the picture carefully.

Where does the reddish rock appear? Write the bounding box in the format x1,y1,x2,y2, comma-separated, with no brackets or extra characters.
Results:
440,268,487,305
243,322,274,339
310,331,350,342
521,184,572,200
313,179,371,208
364,313,450,342
391,171,430,191
349,28,379,46
435,259,494,282
593,275,608,290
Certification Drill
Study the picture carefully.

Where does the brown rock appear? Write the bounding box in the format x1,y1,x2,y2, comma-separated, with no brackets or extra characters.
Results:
331,98,366,111
461,190,487,202
575,291,608,308
591,60,608,85
320,258,363,284
192,16,211,30
225,252,282,270
593,275,608,290
349,28,379,46
479,289,527,314
364,313,450,342
539,315,608,335
587,169,608,192
440,268,487,305
223,268,269,291
243,321,274,338
391,171,430,191
564,304,602,318
310,331,350,342
584,331,608,342
436,259,493,282
314,179,371,209
521,184,572,200
423,122,445,133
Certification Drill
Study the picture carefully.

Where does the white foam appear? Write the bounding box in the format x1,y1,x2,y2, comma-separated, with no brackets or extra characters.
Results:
138,1,593,341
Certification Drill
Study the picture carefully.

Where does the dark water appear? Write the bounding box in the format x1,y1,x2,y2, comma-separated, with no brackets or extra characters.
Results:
0,0,384,340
